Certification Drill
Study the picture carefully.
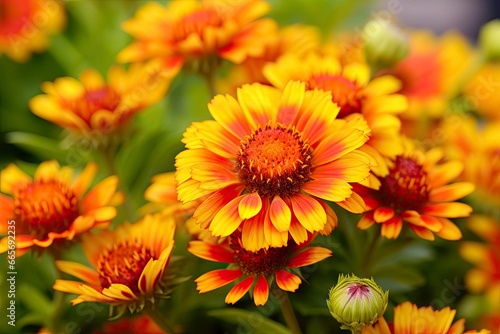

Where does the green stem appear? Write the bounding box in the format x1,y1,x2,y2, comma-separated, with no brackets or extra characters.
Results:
49,251,67,334
361,229,381,276
146,308,175,334
273,288,303,334
48,34,92,77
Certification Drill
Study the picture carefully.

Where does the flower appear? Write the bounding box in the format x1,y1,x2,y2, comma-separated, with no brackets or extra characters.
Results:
362,301,489,334
263,53,407,178
117,0,274,75
0,0,65,62
0,160,119,256
363,20,409,70
92,314,162,334
188,230,331,306
327,274,388,333
52,214,177,319
29,61,172,148
464,63,500,121
357,139,474,240
478,19,500,62
175,81,372,251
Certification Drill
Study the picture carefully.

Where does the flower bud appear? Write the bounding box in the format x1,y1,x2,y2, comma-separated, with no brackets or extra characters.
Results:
327,274,388,333
363,20,409,70
479,19,500,61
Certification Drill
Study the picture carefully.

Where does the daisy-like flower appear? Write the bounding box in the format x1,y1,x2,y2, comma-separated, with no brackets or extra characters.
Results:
464,62,500,121
53,214,177,319
263,53,407,178
0,0,65,62
356,139,474,240
175,81,372,251
117,0,274,75
188,230,331,306
362,302,489,334
29,61,172,148
92,314,162,334
0,160,119,256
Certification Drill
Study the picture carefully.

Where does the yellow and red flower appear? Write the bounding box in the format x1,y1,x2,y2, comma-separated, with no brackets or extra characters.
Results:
117,0,274,75
356,139,474,240
176,81,372,251
189,231,331,306
29,61,172,146
0,0,65,62
362,301,488,334
464,62,500,121
53,214,176,319
263,53,407,178
0,160,119,256
92,314,162,334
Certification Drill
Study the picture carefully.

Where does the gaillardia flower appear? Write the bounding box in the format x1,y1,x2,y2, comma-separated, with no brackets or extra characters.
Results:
263,53,407,178
176,81,372,251
327,274,388,333
53,214,177,319
117,0,274,74
357,139,474,240
362,302,489,334
464,62,500,121
0,160,119,256
189,231,331,306
92,314,162,334
0,0,65,62
29,61,171,148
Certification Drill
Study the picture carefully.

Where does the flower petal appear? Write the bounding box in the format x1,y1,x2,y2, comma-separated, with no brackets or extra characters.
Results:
238,192,262,219
195,269,243,293
241,216,267,252
429,183,475,202
409,225,435,241
276,81,304,124
373,207,394,223
288,247,332,268
0,195,14,232
0,164,31,194
237,83,280,130
253,275,269,306
275,270,302,292
225,276,254,304
54,261,100,285
81,176,119,212
270,195,291,232
210,196,245,237
209,94,252,139
302,178,352,202
357,211,375,230
188,241,234,263
436,218,462,240
71,162,98,197
290,194,326,232
380,216,403,239
427,161,463,188
422,203,472,218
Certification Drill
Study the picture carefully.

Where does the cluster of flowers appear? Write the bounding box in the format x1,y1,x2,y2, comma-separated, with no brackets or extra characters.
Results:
1,0,499,332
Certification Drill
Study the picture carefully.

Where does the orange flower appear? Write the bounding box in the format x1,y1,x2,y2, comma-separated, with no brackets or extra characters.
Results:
362,302,489,334
357,139,474,240
188,231,331,306
0,0,65,62
464,63,500,121
29,61,171,146
0,160,119,256
92,314,162,334
176,81,372,251
117,0,274,74
263,53,407,178
53,214,177,319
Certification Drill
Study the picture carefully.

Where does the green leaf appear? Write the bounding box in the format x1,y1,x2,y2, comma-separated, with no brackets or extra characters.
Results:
6,132,66,161
17,284,53,321
373,266,426,294
17,312,47,328
208,308,292,334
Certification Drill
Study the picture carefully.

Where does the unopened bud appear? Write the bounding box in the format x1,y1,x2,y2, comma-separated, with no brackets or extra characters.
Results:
363,20,409,70
479,19,500,61
327,274,388,333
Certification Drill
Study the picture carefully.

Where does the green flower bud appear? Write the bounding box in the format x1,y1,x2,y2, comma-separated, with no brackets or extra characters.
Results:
479,19,500,62
326,274,388,334
363,20,409,71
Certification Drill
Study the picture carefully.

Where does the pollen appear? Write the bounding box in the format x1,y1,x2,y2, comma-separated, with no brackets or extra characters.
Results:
379,156,429,214
237,123,312,197
13,180,80,240
97,242,153,294
307,74,364,118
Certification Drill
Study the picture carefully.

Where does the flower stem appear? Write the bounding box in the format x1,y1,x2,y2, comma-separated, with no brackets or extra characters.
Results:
146,308,175,334
273,287,303,334
49,251,67,334
361,229,381,276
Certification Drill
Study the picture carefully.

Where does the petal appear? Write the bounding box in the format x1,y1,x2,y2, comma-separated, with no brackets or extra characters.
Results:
263,207,288,249
357,212,376,230
422,203,472,218
237,83,280,130
436,218,462,240
0,164,31,194
401,211,443,232
290,194,326,232
409,225,435,241
209,196,245,237
429,183,475,202
427,161,463,188
102,284,137,301
253,276,269,306
190,162,238,190
275,270,302,292
84,207,117,222
225,276,254,304
238,192,262,219
289,215,309,245
81,176,119,212
71,162,98,197
54,261,100,285
318,200,338,235
195,269,243,293
209,94,252,139
241,216,267,252
336,192,366,214
380,216,403,239
138,257,168,295
269,195,291,232
34,160,61,181
302,178,353,202
373,207,394,223
288,247,332,268
52,280,86,295
0,195,14,232
188,241,234,263
276,81,304,124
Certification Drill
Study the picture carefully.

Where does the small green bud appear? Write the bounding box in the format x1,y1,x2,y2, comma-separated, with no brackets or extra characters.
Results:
326,274,388,334
479,19,500,61
363,20,409,70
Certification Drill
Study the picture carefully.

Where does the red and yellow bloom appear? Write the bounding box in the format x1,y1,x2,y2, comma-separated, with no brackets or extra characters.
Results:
0,160,119,256
0,0,65,62
53,214,176,319
357,139,474,240
176,81,372,251
189,231,331,306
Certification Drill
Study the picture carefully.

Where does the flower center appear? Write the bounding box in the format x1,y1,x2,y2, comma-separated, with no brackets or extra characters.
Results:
237,123,312,197
172,9,222,44
379,156,429,213
97,242,154,295
14,180,80,240
230,233,291,276
307,74,363,118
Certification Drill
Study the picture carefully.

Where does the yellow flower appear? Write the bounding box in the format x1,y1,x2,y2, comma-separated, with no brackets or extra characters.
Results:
464,63,500,121
53,214,176,319
0,160,119,256
0,0,65,62
176,81,371,251
29,61,172,147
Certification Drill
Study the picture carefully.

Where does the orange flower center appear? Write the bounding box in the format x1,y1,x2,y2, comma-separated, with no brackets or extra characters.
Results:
0,0,31,35
230,233,291,276
14,180,80,240
171,9,222,44
237,123,312,197
97,242,153,295
307,74,363,118
379,156,429,213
